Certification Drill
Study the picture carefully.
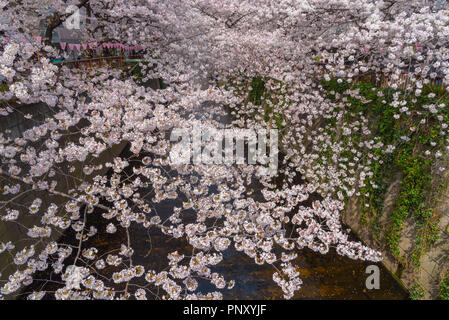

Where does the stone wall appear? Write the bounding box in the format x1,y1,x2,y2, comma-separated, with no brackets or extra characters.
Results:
342,167,449,299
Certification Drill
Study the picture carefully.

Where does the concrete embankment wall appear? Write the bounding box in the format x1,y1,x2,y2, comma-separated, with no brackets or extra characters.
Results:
342,174,449,299
280,123,448,299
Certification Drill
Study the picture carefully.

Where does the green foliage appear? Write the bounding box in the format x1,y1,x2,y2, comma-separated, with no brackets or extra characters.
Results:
231,75,444,270
0,83,9,92
159,78,167,89
322,78,446,265
410,282,425,300
248,77,265,106
439,274,449,300
226,76,287,135
228,74,447,295
386,151,434,260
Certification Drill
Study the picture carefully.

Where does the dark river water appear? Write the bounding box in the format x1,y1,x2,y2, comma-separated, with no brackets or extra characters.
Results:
23,169,409,299
20,101,409,300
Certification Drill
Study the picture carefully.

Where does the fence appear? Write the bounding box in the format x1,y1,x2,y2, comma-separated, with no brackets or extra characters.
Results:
52,54,144,69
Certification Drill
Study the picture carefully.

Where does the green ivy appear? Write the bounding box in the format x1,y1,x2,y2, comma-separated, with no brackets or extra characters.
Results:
439,273,449,300
410,282,425,300
322,78,446,265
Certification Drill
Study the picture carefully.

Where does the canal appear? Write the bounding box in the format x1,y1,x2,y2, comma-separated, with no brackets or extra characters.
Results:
20,97,409,300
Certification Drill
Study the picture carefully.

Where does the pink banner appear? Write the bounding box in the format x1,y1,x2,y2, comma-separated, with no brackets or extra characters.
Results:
4,36,144,51
415,42,423,52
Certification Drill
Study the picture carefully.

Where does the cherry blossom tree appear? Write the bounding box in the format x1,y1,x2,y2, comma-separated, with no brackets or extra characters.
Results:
0,0,448,300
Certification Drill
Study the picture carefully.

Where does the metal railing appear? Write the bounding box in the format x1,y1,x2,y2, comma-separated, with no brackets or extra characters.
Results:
52,55,145,69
